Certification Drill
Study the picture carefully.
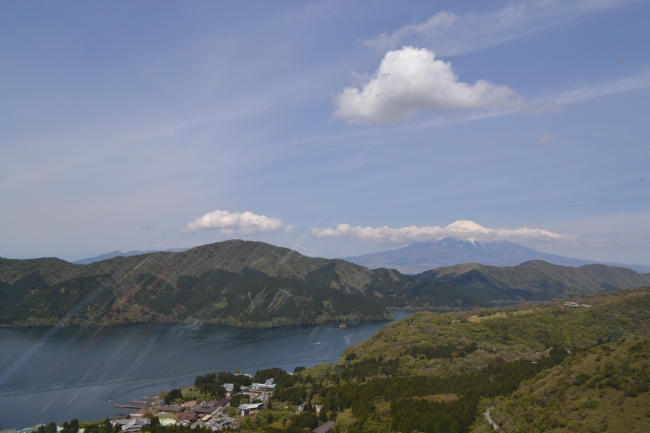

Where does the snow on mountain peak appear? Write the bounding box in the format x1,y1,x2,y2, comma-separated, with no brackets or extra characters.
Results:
445,220,485,232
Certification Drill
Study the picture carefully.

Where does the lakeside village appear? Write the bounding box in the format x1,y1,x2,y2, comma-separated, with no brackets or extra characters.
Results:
1,371,335,433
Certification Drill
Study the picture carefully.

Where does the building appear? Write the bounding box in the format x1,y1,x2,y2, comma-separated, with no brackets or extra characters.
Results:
178,412,199,423
159,419,177,427
250,378,276,390
119,419,150,432
238,402,264,416
222,384,234,397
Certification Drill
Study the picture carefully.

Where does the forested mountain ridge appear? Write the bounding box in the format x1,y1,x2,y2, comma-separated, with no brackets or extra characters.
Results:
416,260,650,302
0,241,484,328
341,287,650,378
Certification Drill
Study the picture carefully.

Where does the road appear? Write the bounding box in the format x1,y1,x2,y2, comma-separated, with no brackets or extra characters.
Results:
484,408,501,432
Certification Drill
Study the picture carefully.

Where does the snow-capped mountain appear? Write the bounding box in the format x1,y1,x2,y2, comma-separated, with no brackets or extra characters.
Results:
445,220,486,232
346,237,650,274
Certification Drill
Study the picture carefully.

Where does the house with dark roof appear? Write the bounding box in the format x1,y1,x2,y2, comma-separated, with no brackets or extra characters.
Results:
178,412,198,423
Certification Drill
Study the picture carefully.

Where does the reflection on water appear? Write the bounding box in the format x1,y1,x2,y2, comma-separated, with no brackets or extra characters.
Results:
0,312,410,429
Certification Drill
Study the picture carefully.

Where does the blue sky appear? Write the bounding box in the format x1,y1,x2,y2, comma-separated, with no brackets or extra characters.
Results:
1,0,649,265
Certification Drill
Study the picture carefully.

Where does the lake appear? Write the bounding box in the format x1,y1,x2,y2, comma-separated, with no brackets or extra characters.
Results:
0,312,410,429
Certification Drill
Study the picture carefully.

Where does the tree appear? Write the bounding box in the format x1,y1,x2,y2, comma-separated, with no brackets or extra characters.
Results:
164,388,183,404
69,420,79,433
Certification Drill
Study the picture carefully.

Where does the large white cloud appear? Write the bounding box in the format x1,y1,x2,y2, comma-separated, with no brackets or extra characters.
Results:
182,210,289,235
312,220,575,244
333,47,522,124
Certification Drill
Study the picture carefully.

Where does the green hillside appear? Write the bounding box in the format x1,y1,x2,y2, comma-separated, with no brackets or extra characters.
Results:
0,241,483,328
417,260,650,302
341,287,650,378
145,287,650,433
485,338,650,433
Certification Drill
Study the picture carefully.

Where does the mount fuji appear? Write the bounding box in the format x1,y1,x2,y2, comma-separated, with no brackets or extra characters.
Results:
345,222,650,274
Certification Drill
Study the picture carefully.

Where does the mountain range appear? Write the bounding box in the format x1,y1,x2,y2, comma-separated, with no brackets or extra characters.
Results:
346,237,650,274
0,240,486,328
419,260,650,302
1,239,649,328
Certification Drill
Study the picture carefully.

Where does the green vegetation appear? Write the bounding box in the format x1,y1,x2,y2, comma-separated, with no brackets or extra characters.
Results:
163,389,184,405
488,338,650,432
343,288,650,378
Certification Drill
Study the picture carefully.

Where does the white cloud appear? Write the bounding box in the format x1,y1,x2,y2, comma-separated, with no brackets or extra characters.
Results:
312,219,575,244
333,47,523,124
537,132,555,143
182,210,290,235
363,1,640,57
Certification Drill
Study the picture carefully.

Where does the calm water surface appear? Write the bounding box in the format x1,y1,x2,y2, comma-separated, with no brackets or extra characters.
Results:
0,312,410,429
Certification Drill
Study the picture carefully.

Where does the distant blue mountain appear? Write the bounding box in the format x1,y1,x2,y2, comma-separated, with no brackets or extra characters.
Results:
73,248,188,264
345,237,650,274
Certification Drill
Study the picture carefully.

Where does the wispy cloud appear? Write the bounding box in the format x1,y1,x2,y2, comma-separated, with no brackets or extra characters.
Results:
182,210,291,235
556,69,650,105
525,101,563,114
333,47,522,124
312,219,575,244
537,132,555,143
364,12,458,52
363,1,641,56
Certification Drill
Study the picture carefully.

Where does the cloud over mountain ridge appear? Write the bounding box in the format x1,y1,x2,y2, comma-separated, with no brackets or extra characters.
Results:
312,219,574,244
182,210,290,235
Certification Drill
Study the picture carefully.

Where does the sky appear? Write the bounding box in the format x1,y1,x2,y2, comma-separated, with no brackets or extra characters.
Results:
1,0,649,265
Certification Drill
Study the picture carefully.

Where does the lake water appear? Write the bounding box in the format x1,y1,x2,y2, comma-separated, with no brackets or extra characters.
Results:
0,312,410,429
